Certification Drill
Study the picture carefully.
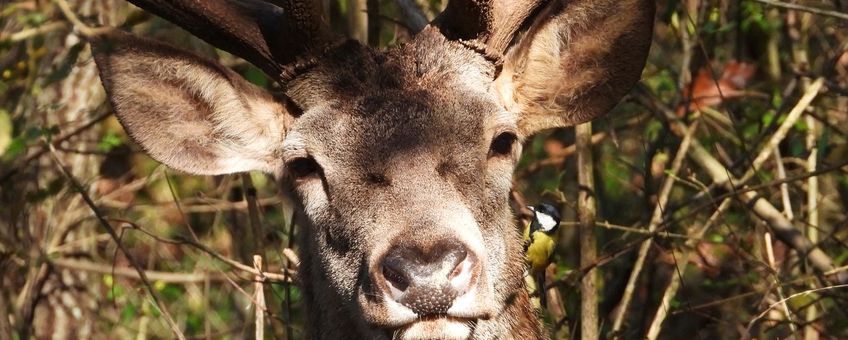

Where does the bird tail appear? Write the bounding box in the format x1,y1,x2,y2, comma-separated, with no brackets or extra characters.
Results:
536,270,547,308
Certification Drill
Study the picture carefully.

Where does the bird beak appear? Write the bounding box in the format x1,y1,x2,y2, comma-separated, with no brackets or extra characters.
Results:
526,205,535,212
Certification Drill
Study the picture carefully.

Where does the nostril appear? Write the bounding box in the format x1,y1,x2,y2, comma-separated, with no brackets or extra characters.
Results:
382,260,409,292
448,255,475,294
445,248,468,280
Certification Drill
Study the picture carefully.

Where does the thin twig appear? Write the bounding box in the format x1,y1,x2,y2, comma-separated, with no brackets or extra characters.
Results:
51,0,109,37
117,219,297,282
0,21,66,43
283,210,298,340
50,257,228,283
747,284,848,331
672,264,848,315
283,248,301,268
0,264,11,338
519,132,607,177
241,173,265,251
254,255,266,340
165,173,201,242
764,232,798,337
171,234,296,283
560,221,690,240
99,196,282,213
748,0,848,21
774,149,794,220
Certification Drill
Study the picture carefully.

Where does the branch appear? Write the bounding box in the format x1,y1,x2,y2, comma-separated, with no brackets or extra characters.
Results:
747,284,848,332
49,257,237,283
576,122,598,340
0,22,66,43
253,255,266,340
748,0,848,21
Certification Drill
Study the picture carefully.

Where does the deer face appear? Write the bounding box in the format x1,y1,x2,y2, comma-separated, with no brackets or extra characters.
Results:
280,32,524,337
91,0,653,338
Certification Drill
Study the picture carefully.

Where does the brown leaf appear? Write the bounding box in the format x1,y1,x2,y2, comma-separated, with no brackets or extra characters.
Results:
677,60,756,116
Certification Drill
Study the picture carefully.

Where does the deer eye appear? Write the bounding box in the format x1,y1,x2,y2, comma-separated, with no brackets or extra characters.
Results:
488,132,517,158
287,156,321,179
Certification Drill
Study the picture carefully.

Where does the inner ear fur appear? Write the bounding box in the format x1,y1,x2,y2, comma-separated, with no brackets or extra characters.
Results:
91,30,292,175
495,0,655,137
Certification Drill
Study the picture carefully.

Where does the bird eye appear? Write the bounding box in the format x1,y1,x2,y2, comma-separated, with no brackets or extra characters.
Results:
489,132,517,158
287,156,320,179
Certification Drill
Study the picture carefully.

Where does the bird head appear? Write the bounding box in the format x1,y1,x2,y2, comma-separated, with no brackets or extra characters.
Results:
527,203,561,234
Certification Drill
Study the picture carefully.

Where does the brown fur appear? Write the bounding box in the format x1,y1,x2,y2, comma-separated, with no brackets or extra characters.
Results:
91,1,654,339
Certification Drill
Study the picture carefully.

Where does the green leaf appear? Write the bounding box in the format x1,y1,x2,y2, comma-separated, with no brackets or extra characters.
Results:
120,302,137,322
4,137,26,159
709,233,724,243
98,131,123,152
19,12,47,26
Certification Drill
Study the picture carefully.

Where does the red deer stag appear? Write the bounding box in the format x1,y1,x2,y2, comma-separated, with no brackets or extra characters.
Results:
90,0,653,338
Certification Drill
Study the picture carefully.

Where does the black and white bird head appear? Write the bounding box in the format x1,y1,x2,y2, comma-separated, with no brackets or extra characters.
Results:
528,203,562,234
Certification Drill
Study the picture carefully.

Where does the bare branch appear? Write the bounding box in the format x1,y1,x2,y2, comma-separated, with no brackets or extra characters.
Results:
49,257,234,283
254,255,266,340
747,284,848,331
749,0,848,21
576,122,598,339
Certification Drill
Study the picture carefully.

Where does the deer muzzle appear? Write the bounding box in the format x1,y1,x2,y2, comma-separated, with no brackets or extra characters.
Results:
379,240,477,316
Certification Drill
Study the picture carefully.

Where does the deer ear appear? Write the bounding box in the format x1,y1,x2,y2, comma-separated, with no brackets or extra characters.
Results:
494,0,654,137
91,30,292,175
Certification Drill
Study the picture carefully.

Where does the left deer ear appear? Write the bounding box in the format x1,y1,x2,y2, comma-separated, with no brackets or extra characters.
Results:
494,0,654,137
91,29,293,175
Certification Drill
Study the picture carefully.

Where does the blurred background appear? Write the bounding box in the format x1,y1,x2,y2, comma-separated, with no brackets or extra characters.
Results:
1,0,847,339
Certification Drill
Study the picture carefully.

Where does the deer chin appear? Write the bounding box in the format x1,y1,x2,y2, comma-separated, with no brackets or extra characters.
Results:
396,317,474,340
360,283,497,336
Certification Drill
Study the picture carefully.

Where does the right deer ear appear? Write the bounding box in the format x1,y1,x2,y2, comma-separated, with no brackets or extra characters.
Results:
91,30,292,175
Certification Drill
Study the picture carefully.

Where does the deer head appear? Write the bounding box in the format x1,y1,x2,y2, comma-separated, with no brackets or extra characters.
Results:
91,0,653,338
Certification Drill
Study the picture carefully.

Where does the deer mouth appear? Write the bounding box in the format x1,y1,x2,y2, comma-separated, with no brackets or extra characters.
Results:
394,316,477,340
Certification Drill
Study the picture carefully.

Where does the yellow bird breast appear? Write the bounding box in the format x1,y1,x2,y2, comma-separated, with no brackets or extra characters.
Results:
526,231,555,272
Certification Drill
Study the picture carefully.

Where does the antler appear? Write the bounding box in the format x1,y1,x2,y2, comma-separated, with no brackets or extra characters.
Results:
435,0,544,56
126,0,333,79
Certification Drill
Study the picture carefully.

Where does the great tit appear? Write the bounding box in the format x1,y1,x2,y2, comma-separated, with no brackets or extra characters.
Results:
523,203,562,308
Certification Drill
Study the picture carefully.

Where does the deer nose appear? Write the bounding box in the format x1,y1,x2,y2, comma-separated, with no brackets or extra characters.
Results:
379,240,475,316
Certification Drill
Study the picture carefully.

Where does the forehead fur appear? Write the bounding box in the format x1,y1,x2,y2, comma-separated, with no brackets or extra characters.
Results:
284,27,504,169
